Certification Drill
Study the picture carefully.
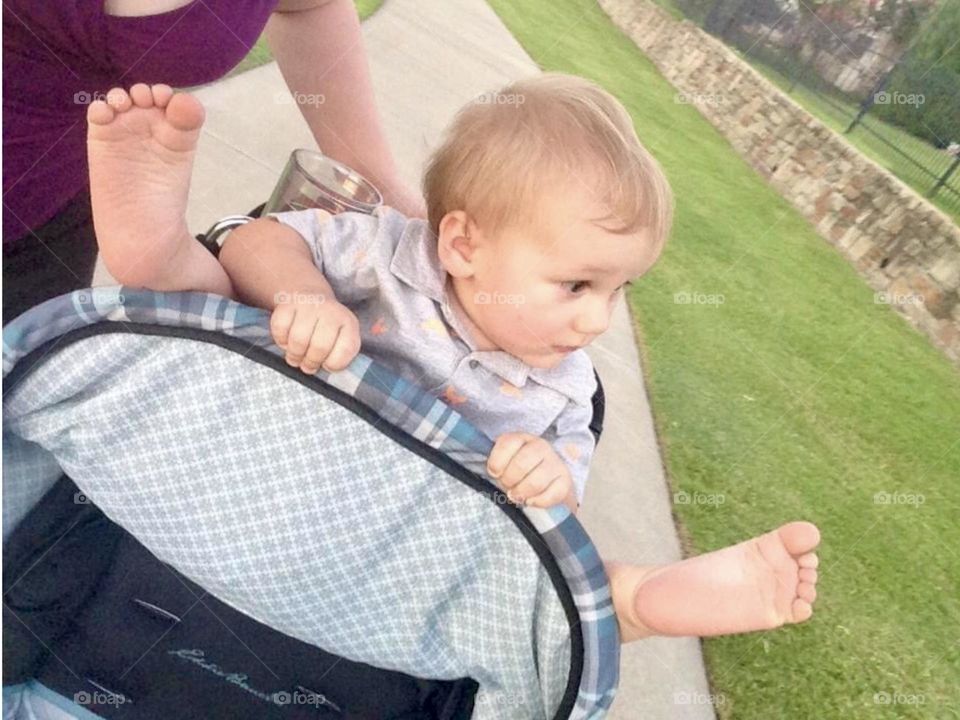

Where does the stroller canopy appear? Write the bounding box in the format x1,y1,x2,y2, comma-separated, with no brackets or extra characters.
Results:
2,288,619,719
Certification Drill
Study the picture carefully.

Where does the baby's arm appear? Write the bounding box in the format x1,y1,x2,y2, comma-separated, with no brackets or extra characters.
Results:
219,215,360,372
220,216,333,310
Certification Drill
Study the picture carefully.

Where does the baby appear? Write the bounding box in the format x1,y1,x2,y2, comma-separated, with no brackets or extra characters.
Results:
86,75,820,643
222,73,672,513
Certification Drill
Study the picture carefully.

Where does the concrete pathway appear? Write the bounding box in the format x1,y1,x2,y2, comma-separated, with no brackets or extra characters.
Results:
97,0,715,716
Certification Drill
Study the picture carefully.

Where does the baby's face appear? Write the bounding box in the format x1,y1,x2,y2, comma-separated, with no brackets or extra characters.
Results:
454,193,661,369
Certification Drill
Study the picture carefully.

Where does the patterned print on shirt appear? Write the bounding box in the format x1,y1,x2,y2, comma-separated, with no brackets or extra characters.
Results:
499,382,522,398
421,317,449,337
443,385,468,405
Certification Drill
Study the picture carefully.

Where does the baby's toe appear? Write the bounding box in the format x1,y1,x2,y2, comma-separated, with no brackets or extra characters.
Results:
799,568,818,584
151,84,174,108
791,598,813,623
87,100,115,126
129,83,154,108
105,87,133,112
778,521,821,556
164,92,206,133
797,581,817,604
797,552,819,569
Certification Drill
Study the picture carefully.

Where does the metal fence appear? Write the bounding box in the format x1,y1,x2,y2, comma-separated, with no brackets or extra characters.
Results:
673,0,960,217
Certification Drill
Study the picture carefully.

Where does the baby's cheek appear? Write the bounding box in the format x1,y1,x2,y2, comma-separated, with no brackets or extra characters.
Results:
520,301,564,335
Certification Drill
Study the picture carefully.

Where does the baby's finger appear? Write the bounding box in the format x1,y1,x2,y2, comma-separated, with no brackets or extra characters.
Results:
487,434,530,482
321,316,361,372
499,440,546,488
270,305,296,349
509,472,553,504
300,321,337,374
285,312,320,366
522,478,568,509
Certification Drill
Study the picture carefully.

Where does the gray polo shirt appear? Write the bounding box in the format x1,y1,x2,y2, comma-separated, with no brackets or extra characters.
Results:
268,206,598,502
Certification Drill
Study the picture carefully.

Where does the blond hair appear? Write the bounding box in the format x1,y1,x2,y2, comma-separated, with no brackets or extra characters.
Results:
422,73,673,252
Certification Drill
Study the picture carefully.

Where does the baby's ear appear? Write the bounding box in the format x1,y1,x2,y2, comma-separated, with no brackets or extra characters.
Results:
437,210,477,278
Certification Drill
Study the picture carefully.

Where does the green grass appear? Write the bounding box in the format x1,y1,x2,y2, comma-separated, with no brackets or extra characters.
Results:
486,0,960,717
745,59,960,225
353,0,385,20
227,0,385,78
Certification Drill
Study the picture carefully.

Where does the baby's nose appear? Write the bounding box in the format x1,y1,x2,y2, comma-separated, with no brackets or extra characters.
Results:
575,301,611,336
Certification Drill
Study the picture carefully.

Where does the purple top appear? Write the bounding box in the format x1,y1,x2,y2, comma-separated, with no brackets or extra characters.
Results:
2,0,278,245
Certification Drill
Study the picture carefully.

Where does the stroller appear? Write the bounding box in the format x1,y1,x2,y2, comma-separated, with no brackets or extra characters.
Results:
2,206,620,720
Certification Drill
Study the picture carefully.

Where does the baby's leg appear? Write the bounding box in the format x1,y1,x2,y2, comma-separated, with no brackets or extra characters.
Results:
604,522,820,643
87,85,233,297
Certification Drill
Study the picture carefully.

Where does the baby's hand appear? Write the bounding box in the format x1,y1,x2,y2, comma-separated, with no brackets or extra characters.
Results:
270,292,361,374
487,432,574,510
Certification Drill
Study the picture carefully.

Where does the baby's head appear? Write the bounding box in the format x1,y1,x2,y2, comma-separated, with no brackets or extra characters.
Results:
422,73,673,369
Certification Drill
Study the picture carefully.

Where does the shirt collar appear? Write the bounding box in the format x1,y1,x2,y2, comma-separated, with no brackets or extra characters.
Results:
388,213,596,407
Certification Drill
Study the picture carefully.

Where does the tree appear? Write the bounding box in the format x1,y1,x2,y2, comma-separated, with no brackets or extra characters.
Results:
903,0,959,74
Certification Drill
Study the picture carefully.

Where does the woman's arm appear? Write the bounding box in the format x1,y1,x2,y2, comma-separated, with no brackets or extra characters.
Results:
265,0,426,218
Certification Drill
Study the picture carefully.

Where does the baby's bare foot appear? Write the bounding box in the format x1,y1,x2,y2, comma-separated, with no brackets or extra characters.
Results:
608,521,820,643
87,84,231,295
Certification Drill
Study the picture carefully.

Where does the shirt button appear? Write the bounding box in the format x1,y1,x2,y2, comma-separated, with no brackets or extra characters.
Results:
469,359,479,369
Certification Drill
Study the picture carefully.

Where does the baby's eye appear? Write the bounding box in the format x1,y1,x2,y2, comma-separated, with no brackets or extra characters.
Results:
562,281,589,294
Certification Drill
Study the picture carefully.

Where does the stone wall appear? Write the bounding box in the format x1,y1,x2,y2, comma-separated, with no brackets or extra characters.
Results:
598,0,960,364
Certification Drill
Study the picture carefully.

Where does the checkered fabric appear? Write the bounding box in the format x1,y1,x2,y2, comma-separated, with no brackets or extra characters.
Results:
2,288,619,719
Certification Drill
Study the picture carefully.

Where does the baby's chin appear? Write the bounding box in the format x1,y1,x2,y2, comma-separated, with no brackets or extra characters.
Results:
513,349,570,370
489,337,573,369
